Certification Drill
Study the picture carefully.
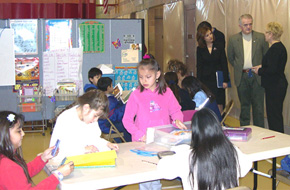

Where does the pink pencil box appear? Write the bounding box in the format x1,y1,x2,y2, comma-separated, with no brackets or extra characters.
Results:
223,127,252,141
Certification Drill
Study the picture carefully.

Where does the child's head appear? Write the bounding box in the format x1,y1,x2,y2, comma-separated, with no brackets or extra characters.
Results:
97,77,113,93
137,57,166,94
190,108,224,146
182,76,215,101
0,111,25,152
88,67,103,86
77,90,109,124
164,72,178,86
181,76,201,99
167,59,188,79
189,108,238,189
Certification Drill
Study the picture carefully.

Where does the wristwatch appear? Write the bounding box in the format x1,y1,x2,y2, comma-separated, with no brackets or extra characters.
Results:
52,170,64,181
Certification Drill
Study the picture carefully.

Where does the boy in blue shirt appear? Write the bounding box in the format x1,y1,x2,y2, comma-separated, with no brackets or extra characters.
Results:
84,67,102,92
97,77,132,142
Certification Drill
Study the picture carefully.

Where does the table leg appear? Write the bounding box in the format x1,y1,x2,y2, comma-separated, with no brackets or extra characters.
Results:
253,161,258,190
272,157,276,190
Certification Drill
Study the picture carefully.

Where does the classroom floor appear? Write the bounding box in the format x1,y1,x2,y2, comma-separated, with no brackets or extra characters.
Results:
22,117,290,190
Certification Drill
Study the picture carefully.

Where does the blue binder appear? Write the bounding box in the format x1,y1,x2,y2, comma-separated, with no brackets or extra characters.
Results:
216,71,231,88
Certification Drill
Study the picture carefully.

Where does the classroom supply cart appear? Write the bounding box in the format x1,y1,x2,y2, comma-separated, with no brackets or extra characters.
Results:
17,87,46,136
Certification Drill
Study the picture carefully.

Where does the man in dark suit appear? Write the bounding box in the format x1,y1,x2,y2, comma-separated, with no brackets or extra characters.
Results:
227,14,268,127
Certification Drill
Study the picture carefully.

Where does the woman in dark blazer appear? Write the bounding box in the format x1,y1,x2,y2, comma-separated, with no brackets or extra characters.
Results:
253,22,287,133
196,25,229,113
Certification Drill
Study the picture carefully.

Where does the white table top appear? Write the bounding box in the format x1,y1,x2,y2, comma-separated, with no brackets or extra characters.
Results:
45,125,290,190
46,142,169,190
232,125,290,162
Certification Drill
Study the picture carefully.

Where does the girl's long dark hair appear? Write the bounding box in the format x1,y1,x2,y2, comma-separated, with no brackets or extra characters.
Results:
189,108,239,189
181,76,215,102
137,57,167,95
0,111,33,184
164,72,180,103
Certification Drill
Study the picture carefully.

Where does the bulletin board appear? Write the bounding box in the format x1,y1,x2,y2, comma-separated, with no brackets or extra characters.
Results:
0,19,144,120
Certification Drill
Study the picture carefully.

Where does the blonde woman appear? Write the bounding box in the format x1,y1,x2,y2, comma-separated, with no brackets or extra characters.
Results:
253,22,287,133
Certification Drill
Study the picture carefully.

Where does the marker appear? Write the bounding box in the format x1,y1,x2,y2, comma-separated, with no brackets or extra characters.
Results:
262,135,275,140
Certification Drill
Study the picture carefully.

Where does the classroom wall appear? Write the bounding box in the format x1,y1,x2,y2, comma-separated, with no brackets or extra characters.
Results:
0,19,144,120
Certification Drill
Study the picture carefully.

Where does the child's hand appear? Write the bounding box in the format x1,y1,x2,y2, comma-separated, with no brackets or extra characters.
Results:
107,142,119,151
139,135,146,142
85,145,99,154
56,161,74,177
175,120,187,130
41,146,56,162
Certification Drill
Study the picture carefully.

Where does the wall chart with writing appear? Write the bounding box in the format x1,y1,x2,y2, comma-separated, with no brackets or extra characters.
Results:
79,21,105,53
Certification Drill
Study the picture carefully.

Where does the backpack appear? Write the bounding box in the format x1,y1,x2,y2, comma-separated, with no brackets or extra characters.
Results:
280,155,290,173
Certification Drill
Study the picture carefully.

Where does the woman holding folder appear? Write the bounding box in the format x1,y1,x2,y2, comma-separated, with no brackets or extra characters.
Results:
196,24,229,112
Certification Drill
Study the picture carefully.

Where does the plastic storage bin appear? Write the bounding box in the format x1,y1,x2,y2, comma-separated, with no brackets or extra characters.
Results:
147,121,192,146
223,127,252,141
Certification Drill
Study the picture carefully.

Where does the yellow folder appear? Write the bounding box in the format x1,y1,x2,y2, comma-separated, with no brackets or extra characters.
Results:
65,150,117,168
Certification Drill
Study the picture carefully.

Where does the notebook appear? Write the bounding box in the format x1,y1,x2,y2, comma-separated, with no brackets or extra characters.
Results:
64,150,117,168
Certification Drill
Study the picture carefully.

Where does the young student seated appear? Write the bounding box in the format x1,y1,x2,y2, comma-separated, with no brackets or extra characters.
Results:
182,76,222,122
97,77,132,142
50,90,119,160
84,67,103,92
0,111,74,189
158,108,252,190
164,71,195,111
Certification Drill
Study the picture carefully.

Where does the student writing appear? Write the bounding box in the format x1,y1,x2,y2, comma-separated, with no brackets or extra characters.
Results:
50,90,119,160
0,111,74,189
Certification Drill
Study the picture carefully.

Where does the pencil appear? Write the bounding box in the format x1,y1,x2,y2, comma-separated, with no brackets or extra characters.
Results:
262,135,275,140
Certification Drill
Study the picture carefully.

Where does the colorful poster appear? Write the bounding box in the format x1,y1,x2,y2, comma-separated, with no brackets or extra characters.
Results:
115,66,138,90
10,20,38,55
45,20,72,51
14,57,40,92
79,21,105,53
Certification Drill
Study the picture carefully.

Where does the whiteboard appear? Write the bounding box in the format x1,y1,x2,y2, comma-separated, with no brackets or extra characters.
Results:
0,28,15,86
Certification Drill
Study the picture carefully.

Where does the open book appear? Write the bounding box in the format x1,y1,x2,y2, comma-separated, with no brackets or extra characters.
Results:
120,87,136,104
112,83,135,104
112,83,123,99
64,150,117,168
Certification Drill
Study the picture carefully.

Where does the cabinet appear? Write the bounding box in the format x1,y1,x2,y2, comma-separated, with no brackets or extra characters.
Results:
17,89,46,136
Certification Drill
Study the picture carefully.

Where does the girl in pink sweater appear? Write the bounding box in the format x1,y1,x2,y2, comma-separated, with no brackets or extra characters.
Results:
0,111,74,189
123,55,186,142
123,55,186,189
